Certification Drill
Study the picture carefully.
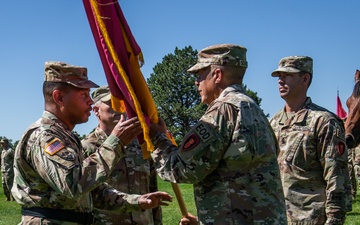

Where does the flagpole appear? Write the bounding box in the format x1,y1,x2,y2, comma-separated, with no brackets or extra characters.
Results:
171,183,189,217
166,131,188,217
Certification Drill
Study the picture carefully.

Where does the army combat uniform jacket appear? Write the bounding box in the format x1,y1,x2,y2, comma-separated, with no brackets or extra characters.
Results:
151,84,287,225
270,97,351,225
12,111,141,225
82,126,162,225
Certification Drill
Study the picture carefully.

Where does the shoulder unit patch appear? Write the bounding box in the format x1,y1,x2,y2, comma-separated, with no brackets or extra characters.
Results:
182,122,214,152
337,141,345,156
45,138,65,156
183,134,200,151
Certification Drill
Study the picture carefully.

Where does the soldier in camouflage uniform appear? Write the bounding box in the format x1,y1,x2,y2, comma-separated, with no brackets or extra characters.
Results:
353,144,360,192
150,44,287,225
82,85,163,225
11,61,172,225
1,138,15,201
348,145,357,199
269,56,352,224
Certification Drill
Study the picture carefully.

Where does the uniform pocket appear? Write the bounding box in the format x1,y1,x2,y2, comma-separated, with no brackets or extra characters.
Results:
285,133,304,162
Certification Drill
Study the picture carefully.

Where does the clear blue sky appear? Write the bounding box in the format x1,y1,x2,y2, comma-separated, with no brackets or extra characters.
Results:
1,1,359,142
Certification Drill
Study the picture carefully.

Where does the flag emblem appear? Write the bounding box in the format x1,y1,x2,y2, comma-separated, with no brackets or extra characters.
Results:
45,138,65,156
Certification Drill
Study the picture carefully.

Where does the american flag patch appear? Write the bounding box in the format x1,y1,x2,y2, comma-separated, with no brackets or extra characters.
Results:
45,138,65,156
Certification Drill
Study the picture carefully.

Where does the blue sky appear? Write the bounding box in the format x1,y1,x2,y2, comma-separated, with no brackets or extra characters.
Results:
1,1,359,142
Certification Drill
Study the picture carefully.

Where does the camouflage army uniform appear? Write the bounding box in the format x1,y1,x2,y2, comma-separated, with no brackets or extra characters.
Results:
353,145,360,190
270,97,351,224
12,111,142,225
1,145,14,201
152,84,287,225
82,126,161,225
348,146,357,199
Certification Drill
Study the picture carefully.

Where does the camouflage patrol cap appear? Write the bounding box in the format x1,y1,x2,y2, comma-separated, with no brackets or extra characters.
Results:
44,61,99,89
91,85,111,103
187,44,248,73
271,56,313,77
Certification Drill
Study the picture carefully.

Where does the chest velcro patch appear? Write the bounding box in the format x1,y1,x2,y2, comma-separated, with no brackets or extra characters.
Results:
45,138,65,156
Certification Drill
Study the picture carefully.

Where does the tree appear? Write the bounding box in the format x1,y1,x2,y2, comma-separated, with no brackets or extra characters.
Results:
72,131,86,141
147,46,265,144
147,46,205,143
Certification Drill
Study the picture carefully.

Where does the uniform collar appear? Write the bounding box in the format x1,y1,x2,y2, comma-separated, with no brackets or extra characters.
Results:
279,97,312,126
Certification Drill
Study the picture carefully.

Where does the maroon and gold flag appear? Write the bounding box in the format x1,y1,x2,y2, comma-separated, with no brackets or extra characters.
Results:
83,0,158,158
82,0,188,216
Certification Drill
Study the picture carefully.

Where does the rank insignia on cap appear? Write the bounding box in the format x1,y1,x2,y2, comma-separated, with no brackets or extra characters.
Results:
45,138,65,156
337,141,345,156
183,134,199,152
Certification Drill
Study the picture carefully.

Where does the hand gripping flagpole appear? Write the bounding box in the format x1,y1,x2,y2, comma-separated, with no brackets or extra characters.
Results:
87,0,188,217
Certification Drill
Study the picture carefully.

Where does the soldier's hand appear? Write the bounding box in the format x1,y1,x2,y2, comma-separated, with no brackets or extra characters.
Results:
179,213,198,225
150,117,168,137
111,115,142,145
138,191,173,210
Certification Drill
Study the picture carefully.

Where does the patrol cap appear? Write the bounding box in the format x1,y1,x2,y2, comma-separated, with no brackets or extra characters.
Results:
187,44,248,73
44,61,99,89
91,85,111,103
271,56,313,77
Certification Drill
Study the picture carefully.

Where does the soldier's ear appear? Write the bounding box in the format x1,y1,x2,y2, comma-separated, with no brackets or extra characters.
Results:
213,68,222,84
92,105,100,116
52,90,65,105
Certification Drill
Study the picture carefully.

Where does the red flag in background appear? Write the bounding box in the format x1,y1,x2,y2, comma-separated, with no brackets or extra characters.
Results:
336,91,347,120
83,0,158,159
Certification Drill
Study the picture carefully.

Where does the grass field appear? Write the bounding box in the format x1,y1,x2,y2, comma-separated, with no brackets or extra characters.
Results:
1,177,360,224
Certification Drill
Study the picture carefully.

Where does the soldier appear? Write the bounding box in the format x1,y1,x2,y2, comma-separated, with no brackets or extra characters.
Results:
150,44,287,224
82,85,163,225
348,145,357,200
353,144,360,193
269,56,352,224
11,61,172,225
1,138,14,201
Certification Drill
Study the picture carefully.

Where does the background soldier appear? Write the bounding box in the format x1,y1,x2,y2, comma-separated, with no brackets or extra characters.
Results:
270,56,352,224
1,138,14,201
82,85,163,225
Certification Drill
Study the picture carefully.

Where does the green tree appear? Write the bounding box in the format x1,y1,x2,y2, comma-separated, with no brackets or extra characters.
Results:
147,46,265,143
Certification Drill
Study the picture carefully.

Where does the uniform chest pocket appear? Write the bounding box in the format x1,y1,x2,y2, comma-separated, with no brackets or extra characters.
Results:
285,133,304,162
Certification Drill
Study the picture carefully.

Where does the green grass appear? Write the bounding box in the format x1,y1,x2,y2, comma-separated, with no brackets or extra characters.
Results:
2,176,360,224
0,178,21,225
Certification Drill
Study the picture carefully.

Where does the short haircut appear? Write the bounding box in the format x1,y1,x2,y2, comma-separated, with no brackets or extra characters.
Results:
213,65,247,82
299,71,313,87
43,82,73,104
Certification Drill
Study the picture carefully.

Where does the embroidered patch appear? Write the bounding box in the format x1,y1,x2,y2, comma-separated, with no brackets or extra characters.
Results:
193,122,212,143
337,141,345,156
45,138,65,156
182,122,213,152
183,134,200,151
